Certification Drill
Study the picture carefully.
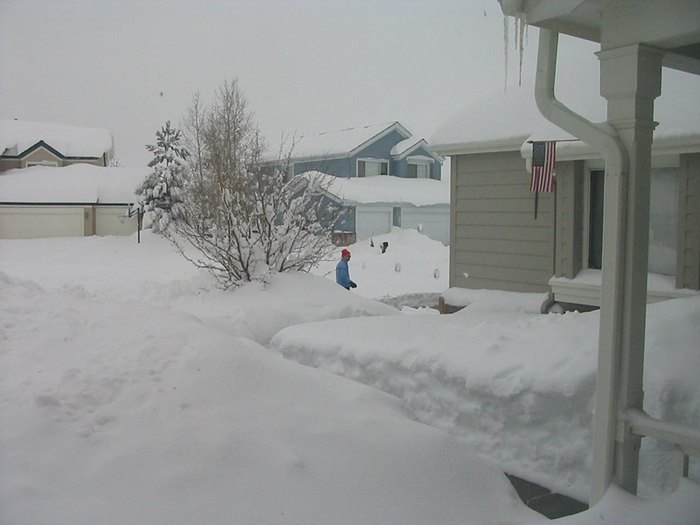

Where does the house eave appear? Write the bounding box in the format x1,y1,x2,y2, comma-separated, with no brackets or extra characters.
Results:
431,136,529,156
517,134,700,161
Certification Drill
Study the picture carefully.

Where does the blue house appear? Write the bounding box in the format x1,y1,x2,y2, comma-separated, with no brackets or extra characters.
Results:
289,122,443,181
287,122,448,245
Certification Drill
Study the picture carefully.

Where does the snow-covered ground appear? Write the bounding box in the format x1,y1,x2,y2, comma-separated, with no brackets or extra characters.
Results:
1,229,699,524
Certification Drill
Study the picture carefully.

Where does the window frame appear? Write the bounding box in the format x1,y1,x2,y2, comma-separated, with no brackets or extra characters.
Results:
26,160,59,167
581,158,681,275
357,158,389,177
413,162,430,179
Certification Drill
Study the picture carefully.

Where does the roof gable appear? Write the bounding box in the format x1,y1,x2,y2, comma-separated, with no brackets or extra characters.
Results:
391,138,443,163
292,122,411,161
0,119,113,159
10,140,66,160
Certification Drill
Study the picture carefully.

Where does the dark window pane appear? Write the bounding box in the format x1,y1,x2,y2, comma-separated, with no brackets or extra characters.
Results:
393,206,401,227
589,170,604,270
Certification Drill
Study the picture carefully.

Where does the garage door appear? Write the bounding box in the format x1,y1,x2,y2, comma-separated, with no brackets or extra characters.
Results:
0,206,84,239
401,207,449,245
95,207,138,236
355,206,393,241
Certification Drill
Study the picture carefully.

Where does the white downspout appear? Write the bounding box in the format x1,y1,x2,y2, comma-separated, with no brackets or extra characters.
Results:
534,28,629,504
534,30,627,172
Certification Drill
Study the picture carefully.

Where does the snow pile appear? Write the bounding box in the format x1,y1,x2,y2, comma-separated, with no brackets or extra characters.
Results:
0,118,113,158
1,230,699,524
272,294,700,501
0,232,398,346
0,164,147,203
300,170,448,206
313,227,449,301
0,271,534,525
524,481,700,525
441,286,546,312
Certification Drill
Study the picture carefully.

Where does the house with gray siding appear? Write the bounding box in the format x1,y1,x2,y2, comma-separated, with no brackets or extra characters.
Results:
431,70,700,311
282,122,447,244
289,122,442,181
296,171,450,246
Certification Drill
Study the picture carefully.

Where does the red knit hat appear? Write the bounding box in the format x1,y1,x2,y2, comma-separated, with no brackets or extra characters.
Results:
341,249,351,257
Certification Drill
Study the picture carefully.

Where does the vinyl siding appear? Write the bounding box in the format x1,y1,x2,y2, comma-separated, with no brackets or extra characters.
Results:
392,145,441,180
292,130,406,178
450,151,555,292
677,153,700,289
554,160,584,279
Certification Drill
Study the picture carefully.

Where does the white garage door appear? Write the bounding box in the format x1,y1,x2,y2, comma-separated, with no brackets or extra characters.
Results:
95,207,138,236
355,206,393,241
401,206,449,245
0,206,84,239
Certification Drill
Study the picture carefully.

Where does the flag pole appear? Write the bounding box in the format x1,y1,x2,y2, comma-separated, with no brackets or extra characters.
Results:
552,178,557,276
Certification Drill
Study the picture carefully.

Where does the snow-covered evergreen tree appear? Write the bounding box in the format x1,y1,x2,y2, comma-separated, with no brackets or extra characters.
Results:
169,79,342,289
136,121,189,232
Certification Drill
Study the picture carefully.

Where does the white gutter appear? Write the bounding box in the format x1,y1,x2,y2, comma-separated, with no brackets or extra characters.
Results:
535,28,630,504
534,29,627,174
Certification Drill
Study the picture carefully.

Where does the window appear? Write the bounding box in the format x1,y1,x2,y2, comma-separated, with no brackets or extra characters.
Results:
588,170,604,270
27,160,59,167
408,163,429,179
393,206,401,227
649,168,678,275
358,159,388,177
586,167,678,275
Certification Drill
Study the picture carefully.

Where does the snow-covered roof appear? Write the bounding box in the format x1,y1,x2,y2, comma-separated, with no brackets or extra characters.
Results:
431,68,700,157
298,171,449,206
292,122,410,160
390,137,422,156
0,119,114,159
0,164,147,204
390,137,443,163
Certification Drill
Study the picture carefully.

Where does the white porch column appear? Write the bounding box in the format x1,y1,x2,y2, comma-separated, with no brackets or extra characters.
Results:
590,44,663,503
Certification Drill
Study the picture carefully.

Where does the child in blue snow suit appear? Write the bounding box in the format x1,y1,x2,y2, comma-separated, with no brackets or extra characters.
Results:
335,248,357,290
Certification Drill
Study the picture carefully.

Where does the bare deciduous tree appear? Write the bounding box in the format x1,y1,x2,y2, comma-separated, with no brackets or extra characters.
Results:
166,79,342,289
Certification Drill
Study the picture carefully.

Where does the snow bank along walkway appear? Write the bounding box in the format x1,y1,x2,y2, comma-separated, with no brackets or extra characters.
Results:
271,290,700,505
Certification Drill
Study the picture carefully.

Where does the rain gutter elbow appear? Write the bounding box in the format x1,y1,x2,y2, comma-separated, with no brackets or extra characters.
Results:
534,29,627,174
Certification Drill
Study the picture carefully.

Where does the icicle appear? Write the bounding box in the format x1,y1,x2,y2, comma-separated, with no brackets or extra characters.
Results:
503,13,529,90
516,13,527,87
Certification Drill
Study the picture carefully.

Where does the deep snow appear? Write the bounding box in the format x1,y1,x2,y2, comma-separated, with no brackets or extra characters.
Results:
1,229,699,524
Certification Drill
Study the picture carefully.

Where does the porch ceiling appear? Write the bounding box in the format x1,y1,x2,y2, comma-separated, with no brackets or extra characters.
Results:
499,0,700,75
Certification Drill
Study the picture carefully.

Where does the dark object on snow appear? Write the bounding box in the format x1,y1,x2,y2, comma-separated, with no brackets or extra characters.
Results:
381,241,389,254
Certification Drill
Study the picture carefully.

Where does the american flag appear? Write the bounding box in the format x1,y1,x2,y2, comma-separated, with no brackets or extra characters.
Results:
530,141,556,192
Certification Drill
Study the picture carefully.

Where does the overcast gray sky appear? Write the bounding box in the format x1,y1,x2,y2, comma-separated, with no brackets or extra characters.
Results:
0,0,588,167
